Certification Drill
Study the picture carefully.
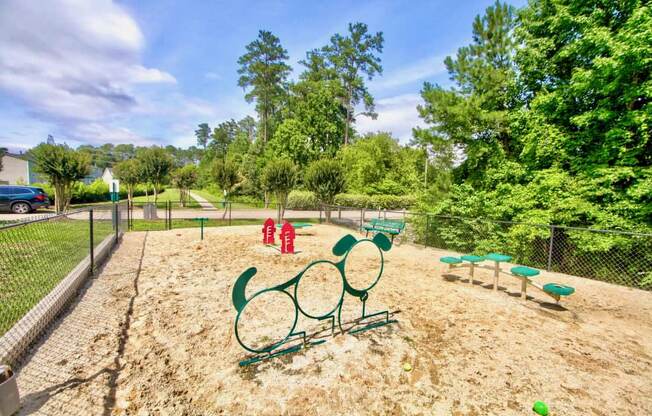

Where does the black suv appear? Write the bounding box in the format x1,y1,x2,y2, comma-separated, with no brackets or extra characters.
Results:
0,185,51,213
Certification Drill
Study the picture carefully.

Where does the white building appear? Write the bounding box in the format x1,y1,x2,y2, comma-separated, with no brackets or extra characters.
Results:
0,153,42,185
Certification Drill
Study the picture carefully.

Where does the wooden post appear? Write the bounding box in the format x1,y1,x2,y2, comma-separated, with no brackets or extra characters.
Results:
521,278,527,300
469,263,474,284
493,261,499,291
547,225,555,271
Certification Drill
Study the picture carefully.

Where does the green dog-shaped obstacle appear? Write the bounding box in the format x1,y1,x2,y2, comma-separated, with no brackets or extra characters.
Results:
232,233,396,366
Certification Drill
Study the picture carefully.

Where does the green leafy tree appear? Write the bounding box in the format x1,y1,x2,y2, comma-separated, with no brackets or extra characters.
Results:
212,159,239,217
195,123,211,150
30,143,91,213
417,1,517,185
211,120,239,161
302,22,384,144
516,0,651,170
172,164,198,207
113,159,141,204
137,147,174,203
266,119,312,167
261,159,297,219
339,132,422,195
304,159,346,221
238,30,292,143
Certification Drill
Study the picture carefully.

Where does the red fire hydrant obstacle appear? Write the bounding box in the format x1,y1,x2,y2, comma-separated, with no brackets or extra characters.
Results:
280,222,296,254
262,218,276,245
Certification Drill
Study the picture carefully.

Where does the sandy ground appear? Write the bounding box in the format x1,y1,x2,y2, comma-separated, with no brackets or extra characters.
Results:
15,224,652,415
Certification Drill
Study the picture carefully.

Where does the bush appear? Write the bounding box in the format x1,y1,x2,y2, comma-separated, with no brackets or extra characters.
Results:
304,159,345,205
286,190,320,210
33,180,162,204
333,193,416,210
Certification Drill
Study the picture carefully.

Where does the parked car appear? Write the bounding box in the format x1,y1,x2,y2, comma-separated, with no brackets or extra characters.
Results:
0,185,51,213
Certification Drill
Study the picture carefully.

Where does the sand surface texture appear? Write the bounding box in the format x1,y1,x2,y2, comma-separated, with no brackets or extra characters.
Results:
16,225,652,415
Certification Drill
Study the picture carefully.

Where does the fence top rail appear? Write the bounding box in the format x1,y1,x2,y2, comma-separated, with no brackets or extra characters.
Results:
320,203,652,238
0,208,90,231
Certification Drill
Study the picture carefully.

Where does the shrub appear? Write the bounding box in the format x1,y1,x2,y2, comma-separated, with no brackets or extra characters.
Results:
261,160,297,218
333,193,416,210
286,190,320,210
304,159,345,205
34,180,161,205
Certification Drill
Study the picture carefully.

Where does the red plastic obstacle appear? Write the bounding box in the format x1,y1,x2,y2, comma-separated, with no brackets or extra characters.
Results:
280,222,296,254
262,218,276,245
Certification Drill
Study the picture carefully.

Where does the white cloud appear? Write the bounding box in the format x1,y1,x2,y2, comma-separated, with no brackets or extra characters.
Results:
69,123,155,146
356,93,425,143
370,55,447,92
204,72,222,80
0,0,176,144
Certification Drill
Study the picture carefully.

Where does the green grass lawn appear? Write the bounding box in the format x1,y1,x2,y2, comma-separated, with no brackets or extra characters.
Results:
129,217,319,232
0,218,114,335
190,189,261,209
132,188,182,203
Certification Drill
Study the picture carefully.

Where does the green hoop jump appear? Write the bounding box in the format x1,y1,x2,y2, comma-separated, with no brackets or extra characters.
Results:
232,233,396,366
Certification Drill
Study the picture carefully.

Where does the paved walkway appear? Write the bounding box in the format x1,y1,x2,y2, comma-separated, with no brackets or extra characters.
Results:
188,191,217,211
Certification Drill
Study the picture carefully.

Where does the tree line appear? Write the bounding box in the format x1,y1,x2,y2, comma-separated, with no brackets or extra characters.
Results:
15,0,650,233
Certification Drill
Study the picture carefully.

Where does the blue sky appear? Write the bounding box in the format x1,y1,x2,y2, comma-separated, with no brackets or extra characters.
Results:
0,0,526,152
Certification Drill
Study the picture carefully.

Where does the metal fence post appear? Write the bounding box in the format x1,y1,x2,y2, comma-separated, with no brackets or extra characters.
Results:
228,202,232,226
547,225,555,271
425,215,430,247
319,205,323,224
89,209,94,274
114,204,119,244
338,206,342,220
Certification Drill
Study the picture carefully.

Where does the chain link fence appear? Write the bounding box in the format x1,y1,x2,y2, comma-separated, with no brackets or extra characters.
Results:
117,198,652,290
0,202,127,365
326,207,651,291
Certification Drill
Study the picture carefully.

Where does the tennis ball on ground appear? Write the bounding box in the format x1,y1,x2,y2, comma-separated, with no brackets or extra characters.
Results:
532,401,549,415
402,363,412,372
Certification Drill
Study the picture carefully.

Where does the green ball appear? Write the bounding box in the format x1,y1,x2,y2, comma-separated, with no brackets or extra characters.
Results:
533,401,549,416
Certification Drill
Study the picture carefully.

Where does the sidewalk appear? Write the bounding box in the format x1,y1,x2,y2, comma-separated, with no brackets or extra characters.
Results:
188,191,217,211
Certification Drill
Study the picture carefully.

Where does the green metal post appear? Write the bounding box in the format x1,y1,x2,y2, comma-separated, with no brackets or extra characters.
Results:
114,203,119,244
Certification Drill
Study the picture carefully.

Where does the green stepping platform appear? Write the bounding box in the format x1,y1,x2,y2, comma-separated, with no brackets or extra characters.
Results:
461,255,484,263
484,253,512,262
440,256,462,264
543,283,575,296
511,266,540,278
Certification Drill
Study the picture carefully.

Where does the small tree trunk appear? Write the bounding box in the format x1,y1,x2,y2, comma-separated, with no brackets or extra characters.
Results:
264,191,269,209
153,183,158,203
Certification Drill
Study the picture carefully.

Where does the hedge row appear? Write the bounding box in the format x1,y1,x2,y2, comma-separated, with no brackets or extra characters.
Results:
33,180,162,204
286,190,415,210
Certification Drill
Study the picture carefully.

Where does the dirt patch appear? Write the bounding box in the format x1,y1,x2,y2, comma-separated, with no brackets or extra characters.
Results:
17,225,652,415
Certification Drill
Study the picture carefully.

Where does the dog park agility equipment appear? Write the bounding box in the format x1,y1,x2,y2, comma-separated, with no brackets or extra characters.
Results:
232,232,396,366
440,253,575,303
193,217,208,240
280,222,295,254
362,218,405,242
262,218,276,245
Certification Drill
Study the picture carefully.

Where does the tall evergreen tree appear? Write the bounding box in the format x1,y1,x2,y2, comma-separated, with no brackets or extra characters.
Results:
417,1,517,185
237,30,291,143
195,123,211,150
301,22,384,144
